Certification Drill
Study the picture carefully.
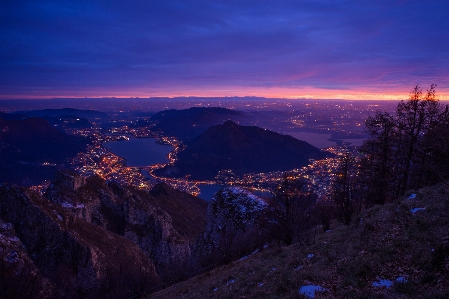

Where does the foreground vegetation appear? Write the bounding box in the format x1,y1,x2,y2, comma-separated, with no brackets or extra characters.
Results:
150,183,449,298
149,85,449,298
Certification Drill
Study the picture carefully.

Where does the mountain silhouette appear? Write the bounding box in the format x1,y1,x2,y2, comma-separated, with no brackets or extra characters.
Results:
157,120,331,180
0,115,89,185
150,107,250,140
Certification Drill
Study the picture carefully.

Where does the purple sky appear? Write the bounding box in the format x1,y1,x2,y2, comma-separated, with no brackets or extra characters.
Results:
1,1,448,100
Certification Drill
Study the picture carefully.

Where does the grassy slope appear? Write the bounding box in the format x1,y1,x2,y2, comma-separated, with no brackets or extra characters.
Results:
150,183,449,298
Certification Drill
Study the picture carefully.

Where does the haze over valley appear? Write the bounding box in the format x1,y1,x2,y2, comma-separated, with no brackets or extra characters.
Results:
0,98,395,198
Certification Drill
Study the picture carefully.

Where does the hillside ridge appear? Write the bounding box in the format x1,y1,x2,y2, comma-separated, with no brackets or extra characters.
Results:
150,183,449,298
156,120,331,180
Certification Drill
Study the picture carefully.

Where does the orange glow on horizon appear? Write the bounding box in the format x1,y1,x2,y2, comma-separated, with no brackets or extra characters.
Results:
2,86,449,101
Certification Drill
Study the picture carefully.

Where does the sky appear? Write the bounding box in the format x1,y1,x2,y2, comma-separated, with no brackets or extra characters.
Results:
1,0,449,100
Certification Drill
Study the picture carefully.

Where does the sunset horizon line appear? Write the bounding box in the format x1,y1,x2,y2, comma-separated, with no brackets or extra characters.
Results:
2,91,448,101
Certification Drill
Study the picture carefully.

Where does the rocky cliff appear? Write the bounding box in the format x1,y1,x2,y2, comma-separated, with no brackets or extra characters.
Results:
44,171,207,279
191,187,271,266
0,183,160,298
1,170,208,298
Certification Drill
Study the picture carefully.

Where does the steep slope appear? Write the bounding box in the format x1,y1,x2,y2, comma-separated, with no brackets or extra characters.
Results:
151,183,449,298
0,170,209,297
148,182,208,240
150,107,249,140
44,171,208,281
157,120,331,180
190,187,271,267
0,218,60,298
0,183,160,299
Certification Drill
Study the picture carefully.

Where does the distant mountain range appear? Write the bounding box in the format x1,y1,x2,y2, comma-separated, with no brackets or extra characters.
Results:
0,113,89,185
156,120,331,180
150,107,253,140
13,108,108,120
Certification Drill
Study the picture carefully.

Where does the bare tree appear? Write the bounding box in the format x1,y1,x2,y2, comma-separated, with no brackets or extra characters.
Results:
360,84,448,203
332,153,359,225
395,84,441,195
361,112,396,204
270,175,317,245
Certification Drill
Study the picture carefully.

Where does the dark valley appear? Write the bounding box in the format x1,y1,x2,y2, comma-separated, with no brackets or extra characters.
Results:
0,113,89,185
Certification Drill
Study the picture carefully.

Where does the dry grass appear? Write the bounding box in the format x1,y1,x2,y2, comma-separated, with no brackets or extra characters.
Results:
149,183,449,298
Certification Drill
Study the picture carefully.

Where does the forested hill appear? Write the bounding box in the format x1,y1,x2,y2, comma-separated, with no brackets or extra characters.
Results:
156,120,331,180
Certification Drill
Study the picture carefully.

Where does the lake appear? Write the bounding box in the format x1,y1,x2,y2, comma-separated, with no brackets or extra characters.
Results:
103,138,173,167
286,131,364,148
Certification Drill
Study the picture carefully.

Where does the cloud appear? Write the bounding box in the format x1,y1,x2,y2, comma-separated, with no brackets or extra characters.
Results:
1,0,448,98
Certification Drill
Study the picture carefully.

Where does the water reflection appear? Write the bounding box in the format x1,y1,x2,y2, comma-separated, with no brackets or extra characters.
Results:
103,137,173,167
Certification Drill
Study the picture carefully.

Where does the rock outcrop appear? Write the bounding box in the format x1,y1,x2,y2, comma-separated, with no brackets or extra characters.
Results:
192,187,270,266
44,170,207,280
0,170,208,297
0,218,60,298
0,183,160,298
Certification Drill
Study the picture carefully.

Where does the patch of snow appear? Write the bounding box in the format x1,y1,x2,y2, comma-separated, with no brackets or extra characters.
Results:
307,254,314,258
263,244,269,248
372,279,393,288
235,248,260,263
0,222,13,229
258,282,264,287
52,210,63,221
325,229,331,233
213,287,218,292
410,207,425,214
0,233,20,243
270,267,276,271
298,285,326,298
408,194,417,199
294,265,303,270
6,251,18,263
237,255,248,262
215,187,267,214
395,276,408,283
227,187,267,204
227,279,235,285
61,201,73,208
61,202,84,209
